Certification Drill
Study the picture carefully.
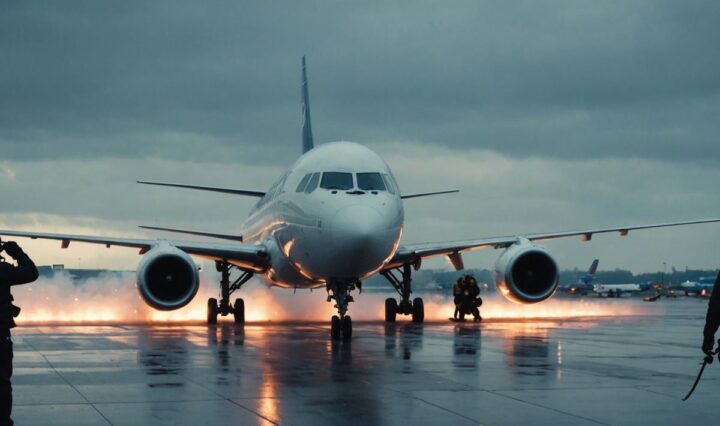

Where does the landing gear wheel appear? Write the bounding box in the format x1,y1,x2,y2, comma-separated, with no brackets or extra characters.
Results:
331,315,341,339
412,297,424,323
233,298,245,324
207,298,219,324
342,316,352,339
385,298,397,323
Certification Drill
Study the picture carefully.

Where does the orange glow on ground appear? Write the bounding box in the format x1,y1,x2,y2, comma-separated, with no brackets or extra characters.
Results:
12,273,659,325
419,294,657,321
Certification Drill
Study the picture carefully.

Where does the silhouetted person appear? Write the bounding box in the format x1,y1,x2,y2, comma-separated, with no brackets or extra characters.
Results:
453,277,464,320
454,275,481,322
464,275,481,322
0,241,38,426
702,272,720,356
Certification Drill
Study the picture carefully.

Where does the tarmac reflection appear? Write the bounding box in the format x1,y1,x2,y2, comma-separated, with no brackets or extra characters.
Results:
137,327,190,380
452,324,482,369
207,324,245,373
500,325,556,381
384,323,424,361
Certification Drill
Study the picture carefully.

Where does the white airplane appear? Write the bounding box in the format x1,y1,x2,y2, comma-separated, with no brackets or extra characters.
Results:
593,283,643,296
2,57,720,339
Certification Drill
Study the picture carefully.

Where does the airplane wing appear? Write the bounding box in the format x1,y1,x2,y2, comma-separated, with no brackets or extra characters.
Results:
137,181,266,197
0,230,269,272
386,218,720,269
400,190,459,200
138,225,244,242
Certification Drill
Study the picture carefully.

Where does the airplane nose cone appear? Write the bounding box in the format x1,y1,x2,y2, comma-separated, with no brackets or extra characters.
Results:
333,205,382,241
330,205,394,277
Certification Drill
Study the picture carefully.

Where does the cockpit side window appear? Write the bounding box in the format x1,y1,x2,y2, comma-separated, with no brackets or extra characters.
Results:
357,173,386,191
296,173,312,192
304,172,321,193
320,172,354,191
381,174,396,194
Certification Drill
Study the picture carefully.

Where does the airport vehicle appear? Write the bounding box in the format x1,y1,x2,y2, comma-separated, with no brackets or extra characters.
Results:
2,58,720,339
558,259,599,295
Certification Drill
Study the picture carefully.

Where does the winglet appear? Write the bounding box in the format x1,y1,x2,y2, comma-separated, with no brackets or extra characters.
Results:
301,55,314,154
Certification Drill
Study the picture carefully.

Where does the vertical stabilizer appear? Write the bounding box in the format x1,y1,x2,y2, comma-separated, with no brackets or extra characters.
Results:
588,259,599,276
301,56,314,153
579,259,600,285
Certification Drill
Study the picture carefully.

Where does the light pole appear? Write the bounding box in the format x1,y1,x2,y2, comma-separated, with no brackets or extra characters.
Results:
662,261,667,287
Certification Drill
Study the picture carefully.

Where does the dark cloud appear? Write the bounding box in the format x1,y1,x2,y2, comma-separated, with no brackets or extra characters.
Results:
1,1,720,163
2,1,720,273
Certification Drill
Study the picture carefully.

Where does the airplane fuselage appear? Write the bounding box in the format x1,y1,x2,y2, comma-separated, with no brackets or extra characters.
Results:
593,283,642,293
240,142,404,288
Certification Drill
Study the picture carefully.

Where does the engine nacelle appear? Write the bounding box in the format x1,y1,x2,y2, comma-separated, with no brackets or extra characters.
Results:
136,244,199,311
493,239,559,304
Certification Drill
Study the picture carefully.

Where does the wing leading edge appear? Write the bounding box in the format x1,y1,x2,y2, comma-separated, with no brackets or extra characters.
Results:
387,218,720,269
137,181,265,197
0,230,269,272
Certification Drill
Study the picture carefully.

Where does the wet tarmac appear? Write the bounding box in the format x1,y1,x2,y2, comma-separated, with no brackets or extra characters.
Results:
10,297,719,425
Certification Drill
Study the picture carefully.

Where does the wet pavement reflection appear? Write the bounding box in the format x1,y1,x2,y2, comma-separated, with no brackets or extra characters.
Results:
9,299,720,425
453,324,481,368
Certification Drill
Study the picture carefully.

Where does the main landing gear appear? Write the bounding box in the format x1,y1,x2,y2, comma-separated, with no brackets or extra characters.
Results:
381,264,424,323
207,261,253,325
327,280,359,340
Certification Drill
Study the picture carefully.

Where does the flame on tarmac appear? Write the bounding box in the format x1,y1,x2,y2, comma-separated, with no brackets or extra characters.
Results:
12,273,659,324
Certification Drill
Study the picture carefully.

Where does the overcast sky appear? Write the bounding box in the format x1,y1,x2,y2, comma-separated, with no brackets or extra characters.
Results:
1,0,719,273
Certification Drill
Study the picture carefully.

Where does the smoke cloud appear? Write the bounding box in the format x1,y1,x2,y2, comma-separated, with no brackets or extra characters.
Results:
11,271,659,324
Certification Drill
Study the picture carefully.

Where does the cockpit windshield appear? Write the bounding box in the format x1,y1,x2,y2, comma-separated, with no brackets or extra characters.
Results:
357,173,386,191
320,172,354,190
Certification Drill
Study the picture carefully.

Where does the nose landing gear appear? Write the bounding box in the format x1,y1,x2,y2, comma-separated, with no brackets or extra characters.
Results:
207,261,253,324
381,264,424,323
327,280,358,340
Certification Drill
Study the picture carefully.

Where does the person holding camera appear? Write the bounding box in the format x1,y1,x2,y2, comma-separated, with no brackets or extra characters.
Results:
0,240,38,426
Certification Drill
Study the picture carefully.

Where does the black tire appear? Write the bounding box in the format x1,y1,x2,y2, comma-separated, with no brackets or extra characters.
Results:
412,297,424,323
233,298,245,324
342,316,352,339
207,298,219,324
476,297,483,307
331,315,341,339
385,298,397,322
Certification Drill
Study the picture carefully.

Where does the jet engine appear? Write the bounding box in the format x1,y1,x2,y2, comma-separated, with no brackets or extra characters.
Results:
493,239,559,304
136,244,199,311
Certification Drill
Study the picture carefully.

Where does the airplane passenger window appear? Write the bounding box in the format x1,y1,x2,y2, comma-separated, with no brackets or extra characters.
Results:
304,172,321,193
381,174,396,194
320,172,353,190
357,173,386,191
296,173,311,192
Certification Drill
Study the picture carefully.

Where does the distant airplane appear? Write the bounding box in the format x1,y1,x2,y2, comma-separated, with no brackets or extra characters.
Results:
558,259,599,295
680,275,717,297
2,57,720,339
593,281,651,296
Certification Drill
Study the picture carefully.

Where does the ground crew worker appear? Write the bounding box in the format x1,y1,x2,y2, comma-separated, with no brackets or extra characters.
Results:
702,272,720,356
453,276,464,320
0,240,38,426
465,275,482,322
